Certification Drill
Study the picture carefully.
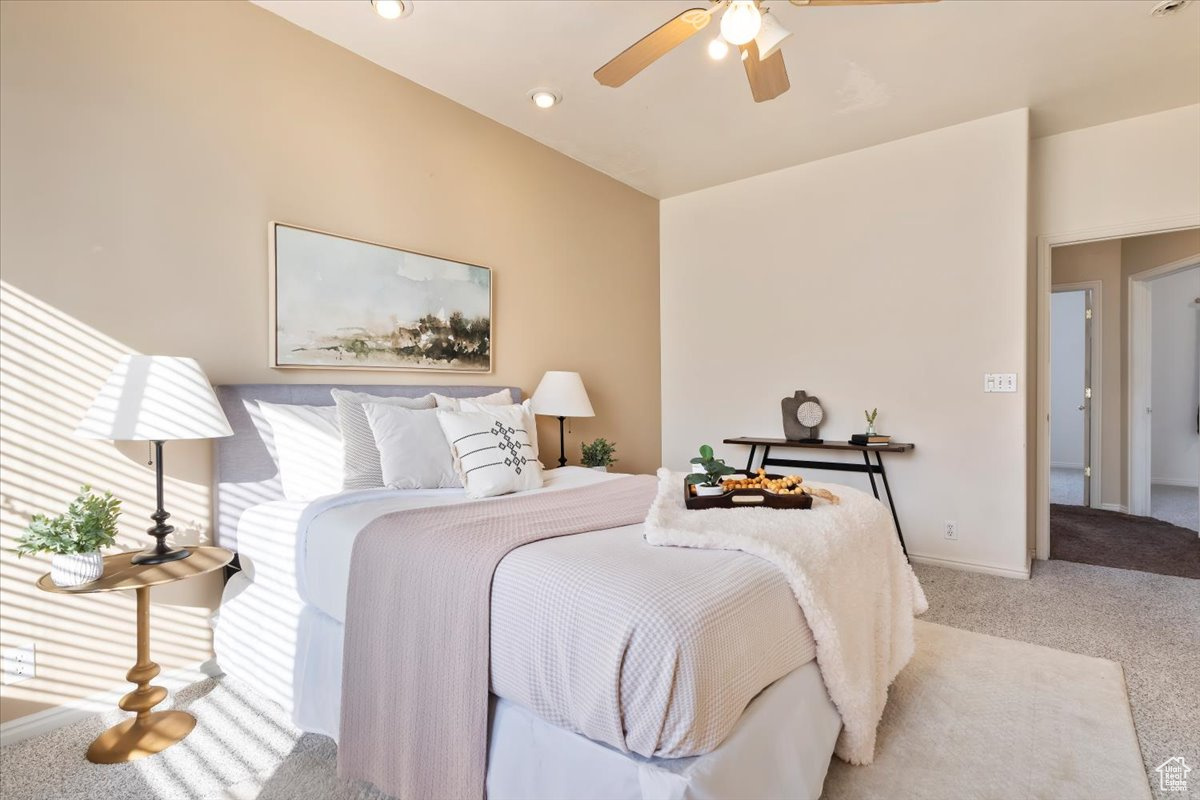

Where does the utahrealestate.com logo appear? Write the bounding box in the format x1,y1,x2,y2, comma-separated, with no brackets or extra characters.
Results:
1156,757,1192,792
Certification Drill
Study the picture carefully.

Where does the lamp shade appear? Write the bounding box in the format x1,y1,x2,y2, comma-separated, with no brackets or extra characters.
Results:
530,371,595,418
754,9,792,59
75,355,233,441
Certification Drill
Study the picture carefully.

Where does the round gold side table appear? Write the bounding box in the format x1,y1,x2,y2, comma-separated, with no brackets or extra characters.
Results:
36,546,234,764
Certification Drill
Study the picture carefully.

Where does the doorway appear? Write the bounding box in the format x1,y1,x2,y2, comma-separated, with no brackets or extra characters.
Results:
1129,260,1200,531
1049,286,1096,507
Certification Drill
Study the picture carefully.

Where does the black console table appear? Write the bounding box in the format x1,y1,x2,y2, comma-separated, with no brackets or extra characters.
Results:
723,437,915,554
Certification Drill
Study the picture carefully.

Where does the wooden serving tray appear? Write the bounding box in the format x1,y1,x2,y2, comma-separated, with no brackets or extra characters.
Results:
684,473,814,510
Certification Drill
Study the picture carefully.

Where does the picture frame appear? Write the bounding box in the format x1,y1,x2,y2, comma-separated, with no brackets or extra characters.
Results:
268,222,493,373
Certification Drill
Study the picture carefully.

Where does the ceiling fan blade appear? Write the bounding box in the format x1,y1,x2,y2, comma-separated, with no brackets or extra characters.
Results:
594,8,712,88
740,40,790,103
789,0,938,5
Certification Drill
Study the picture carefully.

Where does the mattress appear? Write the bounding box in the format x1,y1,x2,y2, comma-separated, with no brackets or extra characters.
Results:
229,467,819,759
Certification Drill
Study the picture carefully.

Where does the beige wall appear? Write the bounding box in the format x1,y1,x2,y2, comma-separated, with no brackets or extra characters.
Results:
661,109,1030,576
1050,229,1200,510
0,0,660,724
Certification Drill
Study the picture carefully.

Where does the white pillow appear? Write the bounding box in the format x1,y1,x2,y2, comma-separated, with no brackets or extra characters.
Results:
432,388,513,411
458,399,541,459
258,401,343,501
436,409,543,499
331,389,436,490
362,404,461,489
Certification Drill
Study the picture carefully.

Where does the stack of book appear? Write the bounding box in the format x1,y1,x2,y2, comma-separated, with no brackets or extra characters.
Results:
851,433,891,446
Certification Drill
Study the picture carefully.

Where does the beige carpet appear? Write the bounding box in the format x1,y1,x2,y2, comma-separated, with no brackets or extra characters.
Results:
0,621,1151,800
823,620,1150,800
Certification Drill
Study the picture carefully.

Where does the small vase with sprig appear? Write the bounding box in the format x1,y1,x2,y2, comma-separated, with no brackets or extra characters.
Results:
864,408,879,437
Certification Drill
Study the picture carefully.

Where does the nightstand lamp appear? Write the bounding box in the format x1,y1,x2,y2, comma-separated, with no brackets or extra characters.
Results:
76,355,233,564
531,371,595,468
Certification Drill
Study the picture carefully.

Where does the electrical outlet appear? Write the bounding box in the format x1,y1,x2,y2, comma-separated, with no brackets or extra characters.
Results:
1,641,36,685
944,521,958,541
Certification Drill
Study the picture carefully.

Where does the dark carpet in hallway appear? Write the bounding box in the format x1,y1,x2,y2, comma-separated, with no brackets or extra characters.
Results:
1051,503,1200,579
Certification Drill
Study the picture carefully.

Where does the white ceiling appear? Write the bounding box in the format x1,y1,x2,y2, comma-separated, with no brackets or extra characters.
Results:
253,0,1200,198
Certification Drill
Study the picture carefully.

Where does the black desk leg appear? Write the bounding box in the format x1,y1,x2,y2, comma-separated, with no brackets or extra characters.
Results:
874,451,907,555
862,451,879,499
759,446,771,472
744,445,757,473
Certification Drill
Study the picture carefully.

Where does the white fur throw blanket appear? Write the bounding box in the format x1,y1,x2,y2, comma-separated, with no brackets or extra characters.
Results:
644,469,928,764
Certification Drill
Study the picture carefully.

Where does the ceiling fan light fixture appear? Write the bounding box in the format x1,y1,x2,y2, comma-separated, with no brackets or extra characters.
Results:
529,89,561,109
719,0,763,46
707,36,730,60
754,9,792,59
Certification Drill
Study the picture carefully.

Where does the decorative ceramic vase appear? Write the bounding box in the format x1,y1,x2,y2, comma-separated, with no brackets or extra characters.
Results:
50,551,103,587
590,465,608,472
695,484,725,497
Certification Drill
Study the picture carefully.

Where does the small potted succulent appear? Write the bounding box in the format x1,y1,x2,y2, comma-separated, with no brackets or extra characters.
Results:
581,438,617,472
687,444,737,496
14,486,121,587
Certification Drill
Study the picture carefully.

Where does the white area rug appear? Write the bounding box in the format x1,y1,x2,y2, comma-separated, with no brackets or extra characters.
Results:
0,621,1150,799
823,620,1151,800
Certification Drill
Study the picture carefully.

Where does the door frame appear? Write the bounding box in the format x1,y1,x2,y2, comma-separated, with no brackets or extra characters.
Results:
1127,255,1200,516
1049,281,1102,508
1035,213,1200,561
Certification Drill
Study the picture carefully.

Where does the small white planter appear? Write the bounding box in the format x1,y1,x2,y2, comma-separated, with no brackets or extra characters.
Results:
695,484,725,497
51,551,103,587
589,466,608,473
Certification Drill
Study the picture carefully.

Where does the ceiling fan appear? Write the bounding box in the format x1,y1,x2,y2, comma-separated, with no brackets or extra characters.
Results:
594,0,936,103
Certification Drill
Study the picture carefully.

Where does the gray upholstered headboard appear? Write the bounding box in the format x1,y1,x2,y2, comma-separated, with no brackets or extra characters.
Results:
213,384,522,552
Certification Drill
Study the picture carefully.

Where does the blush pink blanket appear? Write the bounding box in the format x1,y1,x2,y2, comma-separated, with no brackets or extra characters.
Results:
337,475,658,800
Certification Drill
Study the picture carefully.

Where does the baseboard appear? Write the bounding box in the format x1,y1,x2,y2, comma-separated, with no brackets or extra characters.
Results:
908,553,1031,580
1151,477,1199,488
0,659,221,747
1050,462,1085,470
1099,503,1129,513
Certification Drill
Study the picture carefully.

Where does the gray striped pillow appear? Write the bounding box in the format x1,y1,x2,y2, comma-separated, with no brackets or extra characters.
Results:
331,389,436,490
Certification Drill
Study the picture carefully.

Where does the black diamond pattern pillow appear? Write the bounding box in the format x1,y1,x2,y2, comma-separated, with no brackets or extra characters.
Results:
435,407,543,499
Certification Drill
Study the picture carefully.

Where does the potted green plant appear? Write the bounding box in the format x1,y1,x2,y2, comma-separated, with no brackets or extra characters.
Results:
581,438,617,472
687,444,737,496
15,486,121,587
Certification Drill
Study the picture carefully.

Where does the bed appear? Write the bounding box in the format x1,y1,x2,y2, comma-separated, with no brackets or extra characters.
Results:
211,383,843,800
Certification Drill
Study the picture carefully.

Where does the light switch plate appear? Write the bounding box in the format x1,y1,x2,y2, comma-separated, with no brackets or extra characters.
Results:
984,373,1018,393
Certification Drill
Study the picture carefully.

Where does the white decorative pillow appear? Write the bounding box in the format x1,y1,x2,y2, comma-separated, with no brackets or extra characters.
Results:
458,399,541,459
331,389,436,490
258,401,343,501
362,404,461,490
436,410,543,499
432,388,513,411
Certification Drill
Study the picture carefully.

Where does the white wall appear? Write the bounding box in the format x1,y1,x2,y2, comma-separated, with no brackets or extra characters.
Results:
1150,267,1200,487
1032,105,1200,236
661,109,1029,576
1050,291,1086,469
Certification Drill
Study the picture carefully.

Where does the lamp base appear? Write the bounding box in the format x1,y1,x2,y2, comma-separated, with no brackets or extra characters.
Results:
131,545,190,566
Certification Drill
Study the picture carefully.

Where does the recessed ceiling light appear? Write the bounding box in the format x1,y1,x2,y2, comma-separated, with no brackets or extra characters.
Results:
1150,0,1189,15
371,0,409,20
529,89,561,109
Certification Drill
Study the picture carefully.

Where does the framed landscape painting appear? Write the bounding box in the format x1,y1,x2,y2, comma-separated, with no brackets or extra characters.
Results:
269,223,492,372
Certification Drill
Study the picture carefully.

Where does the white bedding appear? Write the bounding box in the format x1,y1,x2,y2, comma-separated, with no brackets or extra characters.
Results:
301,467,617,621
215,467,842,797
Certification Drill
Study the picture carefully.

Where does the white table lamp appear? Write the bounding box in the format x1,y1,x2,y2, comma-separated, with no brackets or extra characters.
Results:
531,371,595,468
76,355,233,564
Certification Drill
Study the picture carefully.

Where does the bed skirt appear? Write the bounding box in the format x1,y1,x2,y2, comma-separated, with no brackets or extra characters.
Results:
214,572,843,799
